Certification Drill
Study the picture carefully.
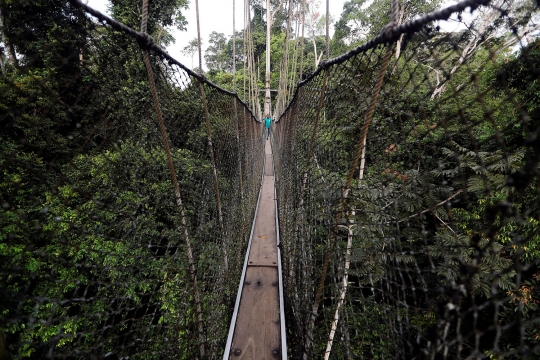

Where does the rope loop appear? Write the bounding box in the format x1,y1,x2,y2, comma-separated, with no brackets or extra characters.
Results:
137,33,155,50
380,21,399,42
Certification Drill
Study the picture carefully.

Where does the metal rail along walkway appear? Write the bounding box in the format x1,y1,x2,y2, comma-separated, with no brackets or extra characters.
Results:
223,138,287,359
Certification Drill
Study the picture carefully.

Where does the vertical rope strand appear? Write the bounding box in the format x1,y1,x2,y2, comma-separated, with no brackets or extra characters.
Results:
304,43,394,360
243,0,247,101
299,68,330,359
325,0,329,59
299,0,305,81
233,0,244,206
140,1,205,357
233,0,236,93
194,0,229,295
392,0,399,23
195,0,203,72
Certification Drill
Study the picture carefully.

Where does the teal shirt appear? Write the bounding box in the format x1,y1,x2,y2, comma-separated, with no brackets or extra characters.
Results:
265,117,272,129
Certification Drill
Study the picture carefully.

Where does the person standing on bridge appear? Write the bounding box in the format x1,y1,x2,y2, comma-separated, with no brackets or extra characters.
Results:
264,115,272,140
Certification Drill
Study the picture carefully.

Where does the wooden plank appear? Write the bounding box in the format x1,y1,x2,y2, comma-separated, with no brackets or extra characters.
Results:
248,240,278,267
248,177,277,266
265,140,272,155
230,266,281,359
265,154,273,175
249,177,277,266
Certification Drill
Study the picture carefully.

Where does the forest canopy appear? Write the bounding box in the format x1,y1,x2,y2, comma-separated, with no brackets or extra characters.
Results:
1,0,540,358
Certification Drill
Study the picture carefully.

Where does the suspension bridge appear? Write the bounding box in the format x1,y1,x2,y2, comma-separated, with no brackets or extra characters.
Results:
1,0,540,359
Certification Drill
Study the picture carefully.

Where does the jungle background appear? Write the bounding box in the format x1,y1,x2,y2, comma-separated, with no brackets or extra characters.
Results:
1,0,540,358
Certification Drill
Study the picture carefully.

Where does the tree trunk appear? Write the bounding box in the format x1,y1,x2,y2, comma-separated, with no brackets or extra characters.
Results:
299,0,305,81
324,224,354,360
0,7,18,67
274,0,293,117
394,4,405,60
0,49,6,74
358,136,367,183
287,9,300,104
312,36,319,67
430,2,506,99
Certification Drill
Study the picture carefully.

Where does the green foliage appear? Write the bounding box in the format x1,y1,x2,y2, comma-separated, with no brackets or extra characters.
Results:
2,0,540,358
0,136,221,357
109,0,188,36
205,31,229,72
277,2,540,356
0,1,258,358
333,0,443,51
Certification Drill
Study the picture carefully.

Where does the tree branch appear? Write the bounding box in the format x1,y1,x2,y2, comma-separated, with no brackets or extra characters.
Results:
397,189,463,223
272,2,283,20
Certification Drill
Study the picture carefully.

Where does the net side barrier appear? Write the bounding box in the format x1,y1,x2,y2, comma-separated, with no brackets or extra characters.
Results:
0,1,263,358
273,0,540,358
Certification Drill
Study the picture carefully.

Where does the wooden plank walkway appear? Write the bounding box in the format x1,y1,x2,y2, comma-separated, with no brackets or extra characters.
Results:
224,138,286,359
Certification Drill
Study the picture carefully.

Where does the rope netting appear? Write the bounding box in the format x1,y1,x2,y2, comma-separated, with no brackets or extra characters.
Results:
0,1,263,358
273,0,540,358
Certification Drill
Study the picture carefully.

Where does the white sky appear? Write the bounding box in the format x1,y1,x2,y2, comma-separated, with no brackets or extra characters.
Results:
86,0,348,69
86,0,473,70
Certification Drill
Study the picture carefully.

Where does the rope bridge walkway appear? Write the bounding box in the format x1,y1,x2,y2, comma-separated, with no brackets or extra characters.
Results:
223,139,286,359
1,0,540,359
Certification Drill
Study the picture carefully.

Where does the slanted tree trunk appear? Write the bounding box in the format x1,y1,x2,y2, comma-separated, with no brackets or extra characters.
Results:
431,0,538,99
394,4,405,60
358,137,367,183
324,224,355,360
312,36,323,67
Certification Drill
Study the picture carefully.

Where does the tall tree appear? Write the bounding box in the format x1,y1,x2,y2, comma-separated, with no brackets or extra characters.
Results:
109,0,188,43
333,0,443,51
183,38,201,69
205,31,229,71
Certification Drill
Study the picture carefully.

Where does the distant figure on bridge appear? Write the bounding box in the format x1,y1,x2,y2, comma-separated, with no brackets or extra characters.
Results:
264,115,272,139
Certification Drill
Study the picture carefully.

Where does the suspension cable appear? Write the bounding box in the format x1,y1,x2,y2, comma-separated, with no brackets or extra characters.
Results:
233,0,236,93
299,0,305,82
325,0,329,60
194,0,230,294
243,0,247,101
195,0,202,72
140,0,206,357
